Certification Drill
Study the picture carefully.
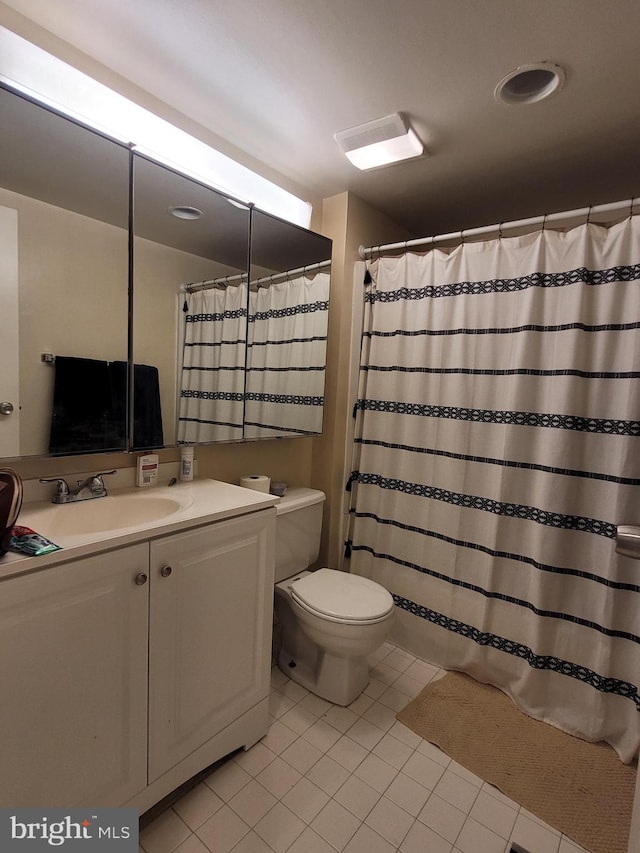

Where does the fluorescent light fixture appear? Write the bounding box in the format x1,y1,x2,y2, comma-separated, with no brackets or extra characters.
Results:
0,26,312,228
169,206,203,220
335,113,425,170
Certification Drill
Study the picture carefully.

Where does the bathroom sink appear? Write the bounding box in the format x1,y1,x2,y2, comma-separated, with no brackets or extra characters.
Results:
23,493,192,537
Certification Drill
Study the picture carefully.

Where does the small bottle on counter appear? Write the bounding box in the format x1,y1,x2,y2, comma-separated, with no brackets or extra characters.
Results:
137,453,159,488
180,446,194,481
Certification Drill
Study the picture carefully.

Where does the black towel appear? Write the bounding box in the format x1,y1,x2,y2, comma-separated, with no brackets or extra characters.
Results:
132,363,164,450
49,356,126,454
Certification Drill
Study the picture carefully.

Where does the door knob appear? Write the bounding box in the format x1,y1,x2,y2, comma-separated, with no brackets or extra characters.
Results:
615,525,640,559
135,573,148,586
160,565,173,578
0,402,14,416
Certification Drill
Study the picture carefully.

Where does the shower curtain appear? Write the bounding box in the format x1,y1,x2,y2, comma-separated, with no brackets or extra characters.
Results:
177,284,247,443
244,272,330,437
348,217,640,762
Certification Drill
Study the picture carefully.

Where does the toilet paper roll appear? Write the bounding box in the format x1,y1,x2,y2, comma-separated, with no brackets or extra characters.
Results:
240,474,271,494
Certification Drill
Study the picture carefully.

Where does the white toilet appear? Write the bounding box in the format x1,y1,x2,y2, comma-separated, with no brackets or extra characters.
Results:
274,488,394,706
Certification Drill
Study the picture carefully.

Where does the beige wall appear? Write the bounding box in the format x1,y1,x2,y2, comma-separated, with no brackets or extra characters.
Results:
312,192,412,569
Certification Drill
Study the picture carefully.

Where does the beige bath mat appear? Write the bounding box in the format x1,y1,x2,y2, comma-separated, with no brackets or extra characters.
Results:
396,671,636,853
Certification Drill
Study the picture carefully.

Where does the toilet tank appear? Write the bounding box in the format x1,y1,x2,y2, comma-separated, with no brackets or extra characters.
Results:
274,488,326,583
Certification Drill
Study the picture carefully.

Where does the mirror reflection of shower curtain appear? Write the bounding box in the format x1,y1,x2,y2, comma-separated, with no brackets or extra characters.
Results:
348,218,640,763
177,285,247,443
244,272,330,438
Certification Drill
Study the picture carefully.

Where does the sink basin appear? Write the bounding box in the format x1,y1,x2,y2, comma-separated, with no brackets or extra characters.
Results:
22,493,192,538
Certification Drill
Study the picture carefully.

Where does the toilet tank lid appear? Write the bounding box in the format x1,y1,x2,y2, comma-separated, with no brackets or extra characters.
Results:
275,487,326,516
291,568,394,621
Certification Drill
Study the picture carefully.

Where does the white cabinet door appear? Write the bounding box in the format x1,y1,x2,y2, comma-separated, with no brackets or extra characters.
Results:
0,544,149,806
148,510,274,781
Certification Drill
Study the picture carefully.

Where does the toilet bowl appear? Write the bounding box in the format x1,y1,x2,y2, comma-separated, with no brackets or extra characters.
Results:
274,489,394,706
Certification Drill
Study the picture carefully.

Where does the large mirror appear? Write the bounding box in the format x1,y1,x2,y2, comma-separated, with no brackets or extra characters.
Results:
245,210,332,438
132,154,250,446
0,84,332,462
0,85,130,459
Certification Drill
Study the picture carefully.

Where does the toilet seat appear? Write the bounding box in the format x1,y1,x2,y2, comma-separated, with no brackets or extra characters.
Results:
290,568,394,625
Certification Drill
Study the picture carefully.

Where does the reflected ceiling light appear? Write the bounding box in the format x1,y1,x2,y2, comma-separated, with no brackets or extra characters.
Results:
169,205,203,220
226,198,251,210
335,113,425,170
0,26,312,227
495,62,566,105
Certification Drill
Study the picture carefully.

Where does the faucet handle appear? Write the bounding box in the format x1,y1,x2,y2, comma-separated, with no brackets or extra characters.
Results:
84,470,117,494
78,468,118,495
90,470,117,483
39,477,70,497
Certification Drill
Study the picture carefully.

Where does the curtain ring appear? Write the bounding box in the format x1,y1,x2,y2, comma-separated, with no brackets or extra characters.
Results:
541,213,547,233
431,235,436,251
460,228,465,245
586,205,592,226
498,222,504,240
631,198,635,219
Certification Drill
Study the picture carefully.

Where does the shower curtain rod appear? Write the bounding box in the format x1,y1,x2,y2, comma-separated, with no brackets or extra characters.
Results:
358,195,639,259
252,259,331,288
180,259,331,293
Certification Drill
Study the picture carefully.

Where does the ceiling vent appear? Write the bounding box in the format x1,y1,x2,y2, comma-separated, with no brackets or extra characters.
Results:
335,113,425,170
495,62,566,105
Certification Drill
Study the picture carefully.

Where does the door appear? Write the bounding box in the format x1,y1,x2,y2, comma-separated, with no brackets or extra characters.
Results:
0,544,150,806
0,205,19,456
148,510,275,781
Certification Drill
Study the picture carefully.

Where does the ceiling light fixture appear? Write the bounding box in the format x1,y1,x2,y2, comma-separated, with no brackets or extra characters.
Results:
335,113,425,170
0,26,312,227
495,62,566,105
169,205,203,220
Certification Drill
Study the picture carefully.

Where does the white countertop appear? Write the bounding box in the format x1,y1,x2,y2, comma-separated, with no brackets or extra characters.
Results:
0,479,278,581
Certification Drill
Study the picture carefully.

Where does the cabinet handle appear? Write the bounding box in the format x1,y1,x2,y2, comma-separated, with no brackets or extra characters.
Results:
160,565,173,578
135,573,148,586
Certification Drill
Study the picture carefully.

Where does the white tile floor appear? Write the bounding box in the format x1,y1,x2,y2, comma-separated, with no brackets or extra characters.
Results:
139,643,590,853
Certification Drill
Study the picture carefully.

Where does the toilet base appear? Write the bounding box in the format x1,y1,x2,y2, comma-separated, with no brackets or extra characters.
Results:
277,646,370,706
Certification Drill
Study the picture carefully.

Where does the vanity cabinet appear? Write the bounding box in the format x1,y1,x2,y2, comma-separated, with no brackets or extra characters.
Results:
148,513,274,783
0,507,275,810
0,543,149,807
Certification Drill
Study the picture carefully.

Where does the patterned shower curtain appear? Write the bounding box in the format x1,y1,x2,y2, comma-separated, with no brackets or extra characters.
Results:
244,272,330,438
177,284,247,443
348,217,640,762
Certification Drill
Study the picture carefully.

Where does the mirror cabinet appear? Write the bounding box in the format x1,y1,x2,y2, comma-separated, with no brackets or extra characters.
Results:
0,84,332,461
0,84,130,459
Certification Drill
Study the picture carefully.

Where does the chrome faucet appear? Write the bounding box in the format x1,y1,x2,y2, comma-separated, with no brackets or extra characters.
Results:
40,470,117,504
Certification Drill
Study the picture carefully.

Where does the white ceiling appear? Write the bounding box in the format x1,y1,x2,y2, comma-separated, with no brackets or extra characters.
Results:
2,0,640,236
